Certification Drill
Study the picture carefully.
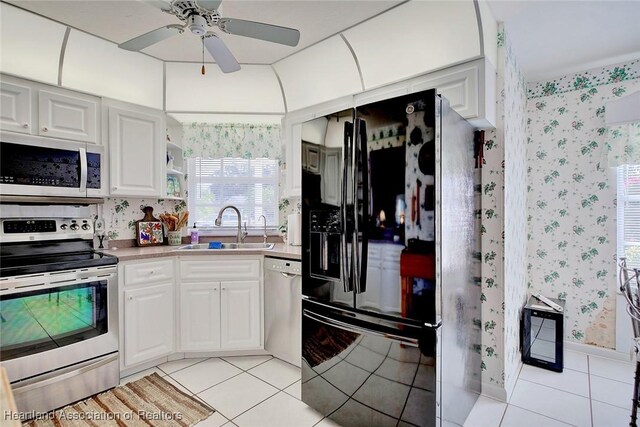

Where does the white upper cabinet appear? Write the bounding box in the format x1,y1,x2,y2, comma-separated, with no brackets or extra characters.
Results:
342,0,481,90
0,74,102,143
0,81,32,134
0,3,66,85
273,36,362,112
165,64,284,113
63,30,163,110
107,100,164,197
38,89,99,143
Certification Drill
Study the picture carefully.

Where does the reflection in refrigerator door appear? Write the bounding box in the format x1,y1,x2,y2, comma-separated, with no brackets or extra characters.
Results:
302,300,438,427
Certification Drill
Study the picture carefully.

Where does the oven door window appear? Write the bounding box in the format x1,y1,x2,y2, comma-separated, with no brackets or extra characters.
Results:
0,280,108,361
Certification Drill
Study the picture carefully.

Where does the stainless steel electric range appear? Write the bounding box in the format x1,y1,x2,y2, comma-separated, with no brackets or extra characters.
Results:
0,204,119,415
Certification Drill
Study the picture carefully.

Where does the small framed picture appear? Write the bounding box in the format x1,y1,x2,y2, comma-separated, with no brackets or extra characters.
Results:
136,221,164,246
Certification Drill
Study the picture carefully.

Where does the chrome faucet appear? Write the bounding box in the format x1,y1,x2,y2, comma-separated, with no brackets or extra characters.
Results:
258,215,267,244
215,205,248,243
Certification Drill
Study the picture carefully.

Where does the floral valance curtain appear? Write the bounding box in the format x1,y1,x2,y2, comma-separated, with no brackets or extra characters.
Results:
182,123,281,160
606,121,640,167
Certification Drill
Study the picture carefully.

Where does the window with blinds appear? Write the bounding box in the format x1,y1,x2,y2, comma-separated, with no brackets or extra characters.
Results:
617,165,640,267
187,157,279,231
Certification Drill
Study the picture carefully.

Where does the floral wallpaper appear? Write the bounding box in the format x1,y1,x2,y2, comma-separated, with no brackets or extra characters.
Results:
527,60,640,349
480,24,528,398
183,123,281,159
101,198,186,241
527,59,640,99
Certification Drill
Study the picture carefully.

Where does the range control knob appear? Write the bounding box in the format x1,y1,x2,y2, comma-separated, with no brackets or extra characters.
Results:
81,224,91,231
70,223,80,231
60,224,68,230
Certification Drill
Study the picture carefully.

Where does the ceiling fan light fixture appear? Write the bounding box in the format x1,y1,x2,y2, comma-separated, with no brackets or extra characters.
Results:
187,14,207,35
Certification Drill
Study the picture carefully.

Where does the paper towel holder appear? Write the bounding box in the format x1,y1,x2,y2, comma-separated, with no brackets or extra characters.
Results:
287,213,302,246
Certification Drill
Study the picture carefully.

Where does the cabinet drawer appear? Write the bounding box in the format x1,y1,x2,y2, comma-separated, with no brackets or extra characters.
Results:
180,259,260,282
124,259,174,286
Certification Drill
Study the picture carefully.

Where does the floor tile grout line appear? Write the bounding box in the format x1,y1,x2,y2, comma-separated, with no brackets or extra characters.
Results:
588,371,635,385
243,367,300,392
590,397,634,412
506,401,580,426
157,356,211,376
191,369,246,396
516,377,593,400
226,389,282,422
222,355,274,372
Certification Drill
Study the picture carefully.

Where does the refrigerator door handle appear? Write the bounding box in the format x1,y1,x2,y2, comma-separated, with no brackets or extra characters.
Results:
350,118,360,293
341,121,353,293
303,309,420,347
354,119,369,294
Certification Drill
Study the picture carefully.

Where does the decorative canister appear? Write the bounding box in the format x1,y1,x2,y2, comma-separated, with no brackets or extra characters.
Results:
167,231,182,246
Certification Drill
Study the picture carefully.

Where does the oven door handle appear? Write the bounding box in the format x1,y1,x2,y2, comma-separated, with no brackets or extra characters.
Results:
1,271,117,295
79,146,88,194
11,353,118,394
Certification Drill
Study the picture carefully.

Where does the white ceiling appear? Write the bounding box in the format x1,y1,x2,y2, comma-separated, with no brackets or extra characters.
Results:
487,0,640,82
5,0,402,64
6,0,640,81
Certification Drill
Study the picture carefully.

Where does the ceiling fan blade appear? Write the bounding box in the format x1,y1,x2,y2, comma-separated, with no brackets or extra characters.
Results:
219,18,300,47
119,25,183,51
203,35,241,73
197,0,222,11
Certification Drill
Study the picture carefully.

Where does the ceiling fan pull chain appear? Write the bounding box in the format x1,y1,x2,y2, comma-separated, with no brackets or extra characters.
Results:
201,37,206,75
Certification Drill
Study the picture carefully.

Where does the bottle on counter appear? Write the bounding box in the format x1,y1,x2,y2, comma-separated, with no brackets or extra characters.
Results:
190,223,199,244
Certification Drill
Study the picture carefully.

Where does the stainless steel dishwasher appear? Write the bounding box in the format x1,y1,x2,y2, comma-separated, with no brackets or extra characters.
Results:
264,257,301,367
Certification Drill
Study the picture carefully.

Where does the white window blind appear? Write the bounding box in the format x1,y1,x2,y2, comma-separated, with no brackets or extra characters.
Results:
617,165,640,268
187,157,279,231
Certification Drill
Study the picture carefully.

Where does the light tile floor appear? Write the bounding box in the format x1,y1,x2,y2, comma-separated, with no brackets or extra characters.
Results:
118,350,637,427
464,350,637,427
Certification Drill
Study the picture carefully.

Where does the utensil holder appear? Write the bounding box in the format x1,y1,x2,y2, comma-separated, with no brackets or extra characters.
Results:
167,231,182,246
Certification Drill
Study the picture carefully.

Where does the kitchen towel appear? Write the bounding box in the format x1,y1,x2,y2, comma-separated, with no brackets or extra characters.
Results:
287,213,301,246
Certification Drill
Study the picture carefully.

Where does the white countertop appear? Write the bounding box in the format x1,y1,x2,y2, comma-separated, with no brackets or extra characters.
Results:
104,242,302,262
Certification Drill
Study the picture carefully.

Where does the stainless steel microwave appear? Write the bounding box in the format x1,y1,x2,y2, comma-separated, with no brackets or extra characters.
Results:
0,133,105,197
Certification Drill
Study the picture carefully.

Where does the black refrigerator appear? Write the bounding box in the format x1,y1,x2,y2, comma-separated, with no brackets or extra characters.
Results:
301,89,481,427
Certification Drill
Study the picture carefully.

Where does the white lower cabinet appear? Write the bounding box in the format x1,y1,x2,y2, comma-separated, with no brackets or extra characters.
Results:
178,257,263,352
180,282,221,351
121,256,263,370
220,281,261,349
123,282,175,367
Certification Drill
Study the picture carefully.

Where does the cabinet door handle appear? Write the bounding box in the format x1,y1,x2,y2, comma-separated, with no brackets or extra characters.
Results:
213,287,218,291
42,127,48,132
22,123,29,128
222,287,226,290
128,296,133,300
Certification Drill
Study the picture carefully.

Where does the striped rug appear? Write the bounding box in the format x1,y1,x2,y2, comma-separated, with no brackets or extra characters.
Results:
24,373,214,426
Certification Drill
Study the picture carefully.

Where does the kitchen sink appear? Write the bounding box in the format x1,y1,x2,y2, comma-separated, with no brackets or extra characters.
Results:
176,242,275,251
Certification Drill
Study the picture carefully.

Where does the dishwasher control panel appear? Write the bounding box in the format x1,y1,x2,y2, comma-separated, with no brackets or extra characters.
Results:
265,257,301,275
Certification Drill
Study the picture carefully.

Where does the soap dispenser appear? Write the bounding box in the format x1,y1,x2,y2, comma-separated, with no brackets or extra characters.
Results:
190,223,199,244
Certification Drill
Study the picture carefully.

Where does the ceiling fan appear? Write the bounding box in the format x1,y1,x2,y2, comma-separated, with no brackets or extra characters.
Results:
118,0,300,73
